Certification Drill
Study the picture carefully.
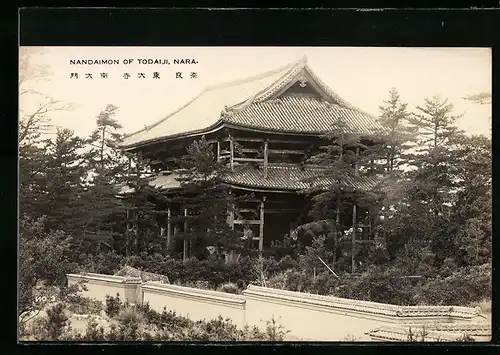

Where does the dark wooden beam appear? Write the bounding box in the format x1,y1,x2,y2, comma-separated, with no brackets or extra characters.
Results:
263,139,269,178
351,204,357,273
355,147,360,176
166,208,172,255
233,220,261,225
259,196,266,251
268,149,305,155
229,135,234,171
233,157,264,162
183,208,188,262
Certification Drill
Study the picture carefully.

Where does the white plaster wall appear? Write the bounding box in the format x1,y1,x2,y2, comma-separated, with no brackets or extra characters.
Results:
67,274,141,305
142,284,246,328
65,274,481,341
244,295,386,341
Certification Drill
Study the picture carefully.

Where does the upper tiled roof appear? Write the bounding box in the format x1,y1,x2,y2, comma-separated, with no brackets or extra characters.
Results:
121,59,299,149
225,96,381,134
121,56,382,149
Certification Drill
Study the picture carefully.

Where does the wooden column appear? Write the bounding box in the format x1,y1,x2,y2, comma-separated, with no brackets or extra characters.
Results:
351,203,357,273
166,208,172,255
229,134,234,171
263,139,269,178
354,147,360,177
227,191,235,229
173,224,179,257
259,196,266,252
351,146,360,272
183,208,188,261
216,140,221,162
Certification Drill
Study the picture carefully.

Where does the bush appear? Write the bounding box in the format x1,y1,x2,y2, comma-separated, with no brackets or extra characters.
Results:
66,296,103,315
414,265,491,305
44,302,72,340
77,251,124,275
116,306,145,340
105,293,122,318
216,282,240,294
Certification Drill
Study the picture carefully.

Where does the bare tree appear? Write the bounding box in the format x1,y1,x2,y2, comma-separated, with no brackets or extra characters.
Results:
463,92,491,135
19,47,71,149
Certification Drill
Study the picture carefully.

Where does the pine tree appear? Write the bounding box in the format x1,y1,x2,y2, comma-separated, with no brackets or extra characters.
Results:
23,128,87,233
409,95,463,151
389,96,464,261
87,104,126,180
298,118,365,272
77,105,129,253
377,88,417,172
172,136,242,260
119,152,159,256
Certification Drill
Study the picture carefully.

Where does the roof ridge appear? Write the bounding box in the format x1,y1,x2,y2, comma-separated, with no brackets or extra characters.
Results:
206,57,302,91
303,64,379,120
225,57,307,113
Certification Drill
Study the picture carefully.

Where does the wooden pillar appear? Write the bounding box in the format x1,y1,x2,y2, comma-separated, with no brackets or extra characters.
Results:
216,140,221,162
263,139,269,178
355,147,360,177
173,224,179,257
351,203,357,273
336,197,341,224
183,208,188,261
229,134,234,171
166,208,172,255
227,191,235,229
259,196,266,252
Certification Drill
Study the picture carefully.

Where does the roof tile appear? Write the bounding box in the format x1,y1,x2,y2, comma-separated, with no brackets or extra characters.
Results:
226,96,382,134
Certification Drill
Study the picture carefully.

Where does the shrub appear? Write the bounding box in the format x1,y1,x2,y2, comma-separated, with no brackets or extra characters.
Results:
77,251,124,275
415,265,491,305
66,296,103,315
456,334,475,342
44,302,72,340
216,282,240,294
105,293,122,318
116,307,145,340
82,316,106,341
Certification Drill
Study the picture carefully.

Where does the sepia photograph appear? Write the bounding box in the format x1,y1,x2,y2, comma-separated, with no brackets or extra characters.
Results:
18,46,492,342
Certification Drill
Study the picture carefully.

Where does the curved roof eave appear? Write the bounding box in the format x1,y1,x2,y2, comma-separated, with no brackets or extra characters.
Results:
121,120,225,151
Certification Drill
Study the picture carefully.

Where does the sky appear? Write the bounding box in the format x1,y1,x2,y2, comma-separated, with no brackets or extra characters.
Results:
19,46,492,138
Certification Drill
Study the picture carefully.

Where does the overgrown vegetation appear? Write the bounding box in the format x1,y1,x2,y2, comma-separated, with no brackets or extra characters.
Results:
20,297,289,341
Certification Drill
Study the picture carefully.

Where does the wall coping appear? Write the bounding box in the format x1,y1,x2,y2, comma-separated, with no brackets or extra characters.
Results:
244,285,480,319
67,273,143,285
366,324,491,342
142,282,246,307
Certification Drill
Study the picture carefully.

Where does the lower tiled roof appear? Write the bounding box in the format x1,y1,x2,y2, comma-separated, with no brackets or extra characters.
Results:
224,164,380,192
118,165,380,194
225,96,383,135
